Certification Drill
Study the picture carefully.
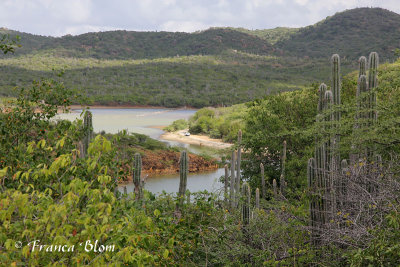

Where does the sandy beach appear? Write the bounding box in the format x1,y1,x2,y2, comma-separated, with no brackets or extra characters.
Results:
160,129,233,149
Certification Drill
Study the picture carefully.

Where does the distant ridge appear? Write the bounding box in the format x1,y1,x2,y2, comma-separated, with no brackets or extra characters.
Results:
0,28,273,60
276,7,400,59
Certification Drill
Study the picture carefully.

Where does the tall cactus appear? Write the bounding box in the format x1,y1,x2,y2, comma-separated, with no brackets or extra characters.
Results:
255,188,260,210
368,52,379,90
260,163,266,199
133,153,142,199
308,158,318,229
338,159,349,210
241,182,251,226
236,130,242,197
325,90,336,217
368,52,378,123
331,54,341,109
358,56,367,77
230,150,236,208
82,111,93,157
224,164,229,203
280,140,287,196
177,150,188,210
331,55,341,215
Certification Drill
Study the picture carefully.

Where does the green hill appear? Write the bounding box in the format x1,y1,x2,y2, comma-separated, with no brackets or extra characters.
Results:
0,28,273,60
277,7,400,59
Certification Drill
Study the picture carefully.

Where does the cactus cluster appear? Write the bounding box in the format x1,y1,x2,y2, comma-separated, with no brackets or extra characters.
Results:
309,54,342,231
308,52,380,242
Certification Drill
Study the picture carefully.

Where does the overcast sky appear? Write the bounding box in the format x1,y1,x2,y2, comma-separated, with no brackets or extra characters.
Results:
0,0,399,37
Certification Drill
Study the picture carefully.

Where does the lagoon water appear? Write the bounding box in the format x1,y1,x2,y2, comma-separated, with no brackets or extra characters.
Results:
57,108,224,194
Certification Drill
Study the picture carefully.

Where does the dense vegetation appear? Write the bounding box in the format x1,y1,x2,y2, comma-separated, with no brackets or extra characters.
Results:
0,51,335,107
0,8,399,107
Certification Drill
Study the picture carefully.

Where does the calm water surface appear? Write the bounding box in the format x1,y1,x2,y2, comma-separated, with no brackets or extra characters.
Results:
57,108,224,194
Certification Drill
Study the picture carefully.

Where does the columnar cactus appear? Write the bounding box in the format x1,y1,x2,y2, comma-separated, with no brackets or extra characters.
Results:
224,164,229,202
241,182,251,226
331,54,341,110
280,140,287,196
236,130,242,196
331,55,341,213
325,90,336,216
133,153,142,199
255,188,260,210
338,159,349,209
230,150,236,208
273,179,277,197
82,111,93,157
368,52,379,90
260,163,266,199
308,158,318,228
357,75,369,128
358,56,367,77
368,52,378,122
177,150,188,210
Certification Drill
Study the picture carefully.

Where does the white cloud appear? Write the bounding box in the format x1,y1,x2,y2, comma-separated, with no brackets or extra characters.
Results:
161,21,214,33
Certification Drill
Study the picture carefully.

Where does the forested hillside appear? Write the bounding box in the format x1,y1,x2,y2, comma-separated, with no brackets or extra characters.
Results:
0,7,399,107
0,51,340,107
0,28,273,60
276,7,400,59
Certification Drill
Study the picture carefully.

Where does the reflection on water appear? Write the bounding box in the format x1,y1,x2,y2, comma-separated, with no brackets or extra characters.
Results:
120,168,225,195
57,108,224,193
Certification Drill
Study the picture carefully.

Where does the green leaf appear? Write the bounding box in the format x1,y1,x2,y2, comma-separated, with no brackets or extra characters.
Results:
154,209,161,218
163,249,169,259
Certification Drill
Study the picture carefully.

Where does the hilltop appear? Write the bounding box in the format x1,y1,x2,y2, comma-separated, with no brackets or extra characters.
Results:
0,28,273,60
277,7,400,59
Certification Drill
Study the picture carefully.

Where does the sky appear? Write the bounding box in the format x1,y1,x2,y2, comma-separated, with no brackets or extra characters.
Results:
0,0,399,37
